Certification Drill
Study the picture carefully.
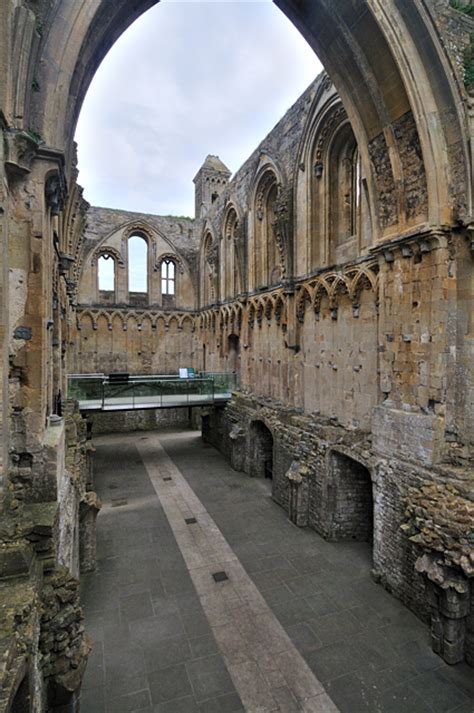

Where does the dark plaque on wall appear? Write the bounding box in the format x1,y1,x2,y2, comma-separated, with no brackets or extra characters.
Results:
14,326,32,340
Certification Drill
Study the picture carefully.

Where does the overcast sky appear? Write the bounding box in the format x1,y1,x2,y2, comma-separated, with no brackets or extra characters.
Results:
75,0,322,218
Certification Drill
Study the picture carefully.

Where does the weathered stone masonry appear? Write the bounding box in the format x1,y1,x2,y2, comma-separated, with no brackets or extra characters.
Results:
72,67,473,671
1,0,474,709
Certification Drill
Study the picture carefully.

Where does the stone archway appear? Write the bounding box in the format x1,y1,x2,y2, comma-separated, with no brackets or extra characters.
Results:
326,451,374,544
249,421,274,480
1,0,471,493
17,0,468,232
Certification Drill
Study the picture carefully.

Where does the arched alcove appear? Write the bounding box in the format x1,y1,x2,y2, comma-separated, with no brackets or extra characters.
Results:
11,670,30,713
200,232,217,307
227,333,240,373
249,421,274,479
327,451,374,544
253,169,280,290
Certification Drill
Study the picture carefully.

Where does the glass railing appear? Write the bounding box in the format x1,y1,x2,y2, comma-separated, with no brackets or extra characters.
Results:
66,373,238,411
67,375,104,406
199,372,240,395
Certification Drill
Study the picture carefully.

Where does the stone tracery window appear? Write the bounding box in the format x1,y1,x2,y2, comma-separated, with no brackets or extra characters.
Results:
98,253,115,292
329,123,357,247
222,207,242,299
327,123,370,263
309,111,371,269
254,169,280,290
201,232,217,306
161,258,176,295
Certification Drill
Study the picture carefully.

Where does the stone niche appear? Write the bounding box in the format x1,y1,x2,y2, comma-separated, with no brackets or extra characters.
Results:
321,451,374,543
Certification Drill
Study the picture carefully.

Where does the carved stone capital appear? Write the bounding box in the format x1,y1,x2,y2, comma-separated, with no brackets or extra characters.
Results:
4,129,41,179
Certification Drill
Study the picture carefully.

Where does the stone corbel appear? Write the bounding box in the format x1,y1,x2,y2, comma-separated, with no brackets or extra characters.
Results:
371,226,451,263
4,129,41,180
39,146,68,216
45,174,63,216
58,253,74,275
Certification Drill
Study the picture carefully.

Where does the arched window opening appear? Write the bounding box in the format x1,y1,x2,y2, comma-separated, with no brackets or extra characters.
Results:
161,257,176,308
223,208,242,299
128,234,148,306
201,233,217,307
161,258,176,295
254,170,279,291
98,254,115,301
328,124,364,264
266,182,280,287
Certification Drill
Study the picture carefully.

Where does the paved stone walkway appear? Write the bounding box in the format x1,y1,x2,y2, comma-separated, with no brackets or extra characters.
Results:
80,429,474,713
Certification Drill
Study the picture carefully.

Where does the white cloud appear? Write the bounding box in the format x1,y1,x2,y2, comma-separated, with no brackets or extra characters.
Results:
75,1,322,217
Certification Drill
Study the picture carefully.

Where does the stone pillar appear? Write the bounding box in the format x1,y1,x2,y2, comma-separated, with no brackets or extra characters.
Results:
79,491,101,573
416,553,472,665
285,460,309,527
229,423,245,471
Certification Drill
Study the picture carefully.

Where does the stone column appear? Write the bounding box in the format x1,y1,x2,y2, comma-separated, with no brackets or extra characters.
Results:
79,491,101,573
285,460,309,527
416,553,472,665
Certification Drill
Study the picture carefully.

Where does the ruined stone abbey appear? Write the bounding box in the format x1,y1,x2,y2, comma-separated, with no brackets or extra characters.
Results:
0,1,473,711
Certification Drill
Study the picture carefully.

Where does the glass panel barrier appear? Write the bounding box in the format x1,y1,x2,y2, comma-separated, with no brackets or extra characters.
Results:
132,380,163,409
102,381,135,410
68,373,236,411
67,377,104,409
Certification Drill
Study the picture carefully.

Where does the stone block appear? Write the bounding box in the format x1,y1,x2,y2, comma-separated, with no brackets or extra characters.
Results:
372,405,444,465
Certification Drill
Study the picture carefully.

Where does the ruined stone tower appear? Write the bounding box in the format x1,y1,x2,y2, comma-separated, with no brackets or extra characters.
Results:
193,154,231,218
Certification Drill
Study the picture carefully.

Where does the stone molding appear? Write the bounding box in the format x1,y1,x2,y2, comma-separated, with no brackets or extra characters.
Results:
295,259,379,323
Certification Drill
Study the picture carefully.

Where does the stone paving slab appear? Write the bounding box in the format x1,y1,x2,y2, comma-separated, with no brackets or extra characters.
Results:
80,438,244,713
158,429,474,713
137,435,337,712
80,429,474,713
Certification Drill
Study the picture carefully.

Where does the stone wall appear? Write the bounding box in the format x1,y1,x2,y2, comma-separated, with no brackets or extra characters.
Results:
0,2,472,706
204,391,473,666
89,406,192,434
0,401,98,712
71,309,198,376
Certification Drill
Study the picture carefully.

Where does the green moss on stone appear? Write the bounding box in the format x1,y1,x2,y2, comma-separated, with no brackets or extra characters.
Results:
464,33,474,90
450,0,474,17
